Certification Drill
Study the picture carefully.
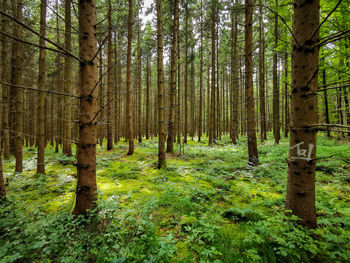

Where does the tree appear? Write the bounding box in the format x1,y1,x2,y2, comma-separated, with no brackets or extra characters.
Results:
156,0,166,168
245,0,258,165
73,0,98,216
106,0,113,150
285,0,320,228
63,0,72,156
166,0,179,152
209,0,216,146
37,0,47,174
126,0,134,155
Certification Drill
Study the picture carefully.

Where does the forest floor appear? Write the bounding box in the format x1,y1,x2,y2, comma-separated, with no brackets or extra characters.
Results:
1,134,350,263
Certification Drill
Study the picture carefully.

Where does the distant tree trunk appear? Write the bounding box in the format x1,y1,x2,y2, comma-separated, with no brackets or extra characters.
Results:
245,0,259,165
284,51,289,138
206,49,210,137
321,56,330,137
231,2,239,144
13,0,24,172
37,0,47,174
0,144,5,200
106,0,113,150
190,48,195,139
177,36,181,144
167,0,178,152
114,32,120,143
184,4,188,144
63,0,72,156
126,0,134,155
1,0,10,159
209,0,216,146
157,0,166,168
273,0,280,144
285,0,319,228
137,18,142,143
198,0,203,142
258,0,266,143
146,55,150,140
73,0,98,216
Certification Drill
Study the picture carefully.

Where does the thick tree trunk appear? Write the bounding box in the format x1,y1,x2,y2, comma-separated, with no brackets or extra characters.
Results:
166,0,178,152
245,0,259,165
156,0,166,168
1,0,10,159
106,0,113,150
63,0,72,156
126,0,134,155
137,18,142,143
73,0,98,216
285,0,320,228
37,0,46,174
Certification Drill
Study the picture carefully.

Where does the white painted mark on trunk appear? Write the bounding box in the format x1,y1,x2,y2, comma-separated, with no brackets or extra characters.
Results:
290,142,314,161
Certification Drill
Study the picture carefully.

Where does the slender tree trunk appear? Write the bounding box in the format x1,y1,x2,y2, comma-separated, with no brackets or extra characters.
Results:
106,0,113,150
321,56,330,137
198,0,203,142
285,0,319,228
209,0,216,146
231,3,239,144
146,55,150,140
245,0,259,165
273,0,280,144
166,0,178,152
284,51,289,138
137,18,142,143
13,0,24,172
177,36,181,144
114,32,119,143
37,0,46,174
258,0,266,143
126,0,134,155
73,0,98,216
184,5,188,144
190,48,195,139
156,0,166,168
63,0,72,156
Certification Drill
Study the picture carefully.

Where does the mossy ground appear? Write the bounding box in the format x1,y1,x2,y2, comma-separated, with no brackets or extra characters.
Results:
1,134,350,262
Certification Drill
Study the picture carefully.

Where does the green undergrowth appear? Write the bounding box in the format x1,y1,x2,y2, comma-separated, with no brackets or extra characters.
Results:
1,134,350,262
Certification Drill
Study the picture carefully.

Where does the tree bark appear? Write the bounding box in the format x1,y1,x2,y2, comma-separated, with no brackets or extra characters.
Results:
63,0,72,156
126,0,134,155
285,0,320,228
106,0,113,150
198,0,203,142
166,0,178,152
137,18,142,143
209,0,216,146
156,0,166,168
245,0,259,165
73,0,98,216
184,4,188,144
284,51,289,138
273,0,280,144
37,0,47,174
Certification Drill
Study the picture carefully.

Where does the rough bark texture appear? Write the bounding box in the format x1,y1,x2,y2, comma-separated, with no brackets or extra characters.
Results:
245,0,259,165
285,0,320,228
198,0,203,142
72,0,98,216
63,0,72,156
37,0,47,174
137,18,142,143
157,0,166,168
106,0,113,150
126,0,134,155
166,0,178,152
184,5,188,144
231,3,239,144
284,51,289,138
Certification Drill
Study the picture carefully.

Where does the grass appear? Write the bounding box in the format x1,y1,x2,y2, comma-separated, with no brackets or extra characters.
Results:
1,133,350,262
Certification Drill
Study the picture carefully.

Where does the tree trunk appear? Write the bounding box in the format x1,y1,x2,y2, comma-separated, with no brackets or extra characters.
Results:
284,51,289,138
209,0,216,146
156,0,166,168
273,0,280,144
321,56,330,137
13,0,24,172
198,0,203,142
63,0,72,156
1,0,10,159
106,0,113,150
137,18,142,143
146,55,150,140
37,0,47,174
245,0,259,165
166,0,178,152
73,0,98,216
184,4,188,144
285,0,319,228
126,0,134,155
231,3,239,144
